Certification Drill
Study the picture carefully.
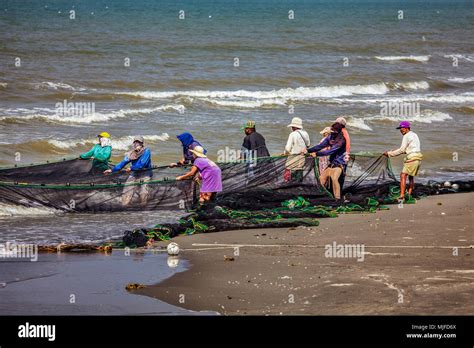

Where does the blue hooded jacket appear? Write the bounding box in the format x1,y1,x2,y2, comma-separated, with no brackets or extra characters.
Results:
177,133,206,163
111,148,152,176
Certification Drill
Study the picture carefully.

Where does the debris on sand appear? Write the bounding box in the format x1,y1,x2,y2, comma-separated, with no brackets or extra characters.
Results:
125,283,146,290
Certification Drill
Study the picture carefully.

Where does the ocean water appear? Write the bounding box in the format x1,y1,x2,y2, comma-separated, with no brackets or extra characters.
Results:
0,0,473,242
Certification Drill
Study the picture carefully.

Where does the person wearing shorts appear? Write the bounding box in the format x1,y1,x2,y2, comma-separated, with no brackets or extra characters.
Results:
303,122,346,201
384,121,423,201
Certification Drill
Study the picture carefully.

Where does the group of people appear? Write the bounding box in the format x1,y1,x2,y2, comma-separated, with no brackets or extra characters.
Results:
280,116,351,200
79,117,422,204
79,132,222,204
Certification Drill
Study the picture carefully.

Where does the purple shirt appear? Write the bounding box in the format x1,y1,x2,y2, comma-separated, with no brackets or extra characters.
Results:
193,157,222,193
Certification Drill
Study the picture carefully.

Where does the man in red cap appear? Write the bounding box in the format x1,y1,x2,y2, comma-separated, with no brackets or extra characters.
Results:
384,121,423,201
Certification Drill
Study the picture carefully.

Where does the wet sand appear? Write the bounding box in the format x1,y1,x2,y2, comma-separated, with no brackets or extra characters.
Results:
0,251,211,315
139,192,474,315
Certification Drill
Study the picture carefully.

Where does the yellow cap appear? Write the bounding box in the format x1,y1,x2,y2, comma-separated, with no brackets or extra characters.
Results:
98,132,110,138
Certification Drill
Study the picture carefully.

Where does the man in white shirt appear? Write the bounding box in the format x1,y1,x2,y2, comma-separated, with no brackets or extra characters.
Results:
384,121,423,201
283,117,310,182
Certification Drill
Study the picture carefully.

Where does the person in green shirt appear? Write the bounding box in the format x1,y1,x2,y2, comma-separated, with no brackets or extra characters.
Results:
79,132,112,171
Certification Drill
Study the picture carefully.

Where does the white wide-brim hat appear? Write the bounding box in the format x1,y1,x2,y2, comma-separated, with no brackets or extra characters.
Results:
287,117,303,129
189,145,207,158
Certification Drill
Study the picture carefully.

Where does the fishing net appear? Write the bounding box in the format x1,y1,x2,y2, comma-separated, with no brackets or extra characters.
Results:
214,153,397,209
4,154,471,247
0,153,397,212
0,158,195,211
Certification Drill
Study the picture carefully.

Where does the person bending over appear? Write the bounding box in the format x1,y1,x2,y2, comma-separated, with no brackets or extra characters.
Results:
176,146,222,205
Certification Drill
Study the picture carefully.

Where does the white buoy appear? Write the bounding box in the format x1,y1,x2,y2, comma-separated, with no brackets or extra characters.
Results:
443,181,451,188
167,242,180,256
452,183,459,190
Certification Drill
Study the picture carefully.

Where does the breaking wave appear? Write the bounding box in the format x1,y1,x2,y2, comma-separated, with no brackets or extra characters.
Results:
345,110,452,131
331,92,474,105
346,117,373,131
444,54,474,62
0,202,59,217
0,105,185,124
117,81,430,109
30,81,88,91
374,55,430,62
447,77,474,83
48,134,169,151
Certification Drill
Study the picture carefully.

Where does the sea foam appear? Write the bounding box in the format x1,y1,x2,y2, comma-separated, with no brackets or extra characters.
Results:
0,203,59,217
117,81,430,109
448,77,474,83
345,110,452,131
374,55,430,62
48,134,169,151
0,105,185,124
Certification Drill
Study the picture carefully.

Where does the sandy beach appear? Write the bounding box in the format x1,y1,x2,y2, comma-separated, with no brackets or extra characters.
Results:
139,192,474,315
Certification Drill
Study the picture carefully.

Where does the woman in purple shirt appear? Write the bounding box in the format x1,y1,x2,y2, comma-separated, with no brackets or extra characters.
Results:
176,146,222,204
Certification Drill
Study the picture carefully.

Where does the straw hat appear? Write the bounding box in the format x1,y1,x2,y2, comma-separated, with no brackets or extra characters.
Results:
287,117,303,129
189,145,207,158
319,126,332,135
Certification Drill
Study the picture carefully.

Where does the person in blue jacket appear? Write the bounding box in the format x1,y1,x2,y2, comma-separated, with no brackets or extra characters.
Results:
301,123,346,201
104,136,152,205
170,132,206,167
104,136,151,175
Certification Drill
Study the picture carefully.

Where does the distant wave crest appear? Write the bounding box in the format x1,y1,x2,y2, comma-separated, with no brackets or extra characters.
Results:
0,105,185,124
117,81,430,109
48,134,169,151
447,77,474,83
374,55,430,62
31,81,87,91
345,110,452,131
444,54,474,63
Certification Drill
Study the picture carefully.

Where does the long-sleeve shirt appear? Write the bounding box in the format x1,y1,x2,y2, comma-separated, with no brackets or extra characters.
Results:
80,144,111,162
111,148,152,173
308,135,346,167
388,131,421,157
80,144,112,170
242,131,270,158
284,129,310,155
